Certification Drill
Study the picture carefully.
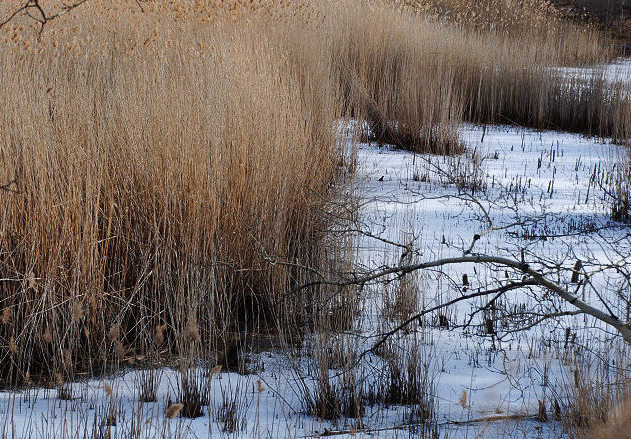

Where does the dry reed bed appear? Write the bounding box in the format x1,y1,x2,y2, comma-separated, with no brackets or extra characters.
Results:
320,0,630,152
0,0,629,387
0,3,345,386
396,0,608,64
558,354,631,438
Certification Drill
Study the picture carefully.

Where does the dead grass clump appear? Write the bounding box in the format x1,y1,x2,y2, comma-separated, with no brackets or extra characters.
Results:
560,356,631,438
177,368,209,419
583,397,631,439
302,337,365,421
306,370,365,421
216,378,252,433
137,368,160,403
367,340,438,433
443,148,487,192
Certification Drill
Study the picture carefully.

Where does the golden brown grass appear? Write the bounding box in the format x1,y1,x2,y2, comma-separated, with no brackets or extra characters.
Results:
375,0,631,142
558,356,631,439
393,0,610,64
583,398,631,439
0,0,630,386
321,0,630,150
0,1,345,385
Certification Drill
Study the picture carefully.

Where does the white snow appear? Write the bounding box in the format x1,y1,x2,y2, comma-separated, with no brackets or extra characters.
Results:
558,57,631,84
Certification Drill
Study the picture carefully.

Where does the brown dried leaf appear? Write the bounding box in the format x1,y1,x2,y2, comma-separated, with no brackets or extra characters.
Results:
165,403,184,419
1,307,11,324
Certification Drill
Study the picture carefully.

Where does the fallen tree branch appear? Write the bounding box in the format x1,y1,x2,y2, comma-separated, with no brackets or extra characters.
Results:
302,413,539,437
367,278,540,356
297,252,631,347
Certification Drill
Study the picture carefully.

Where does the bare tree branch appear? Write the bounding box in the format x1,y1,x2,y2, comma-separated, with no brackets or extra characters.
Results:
384,255,631,342
289,249,631,348
367,279,541,356
0,0,95,37
0,179,18,193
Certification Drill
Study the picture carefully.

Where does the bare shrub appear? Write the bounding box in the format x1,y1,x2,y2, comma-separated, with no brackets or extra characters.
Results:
177,368,209,419
301,336,366,421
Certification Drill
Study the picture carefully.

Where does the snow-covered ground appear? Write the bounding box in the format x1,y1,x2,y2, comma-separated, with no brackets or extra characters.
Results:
558,57,631,84
4,123,629,438
353,125,627,438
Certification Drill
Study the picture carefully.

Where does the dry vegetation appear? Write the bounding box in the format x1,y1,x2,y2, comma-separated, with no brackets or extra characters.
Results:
557,355,631,439
551,0,631,48
0,0,347,386
398,0,604,55
0,0,629,394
